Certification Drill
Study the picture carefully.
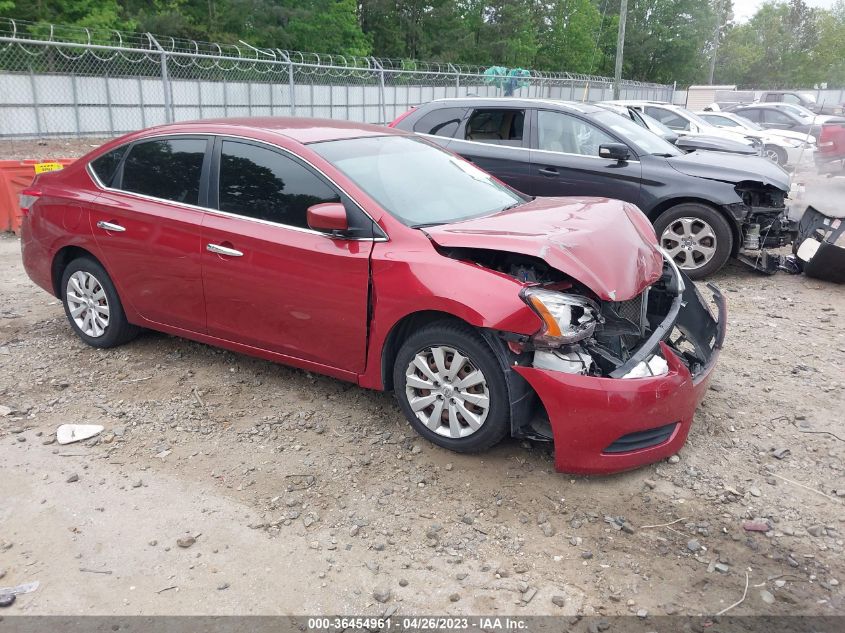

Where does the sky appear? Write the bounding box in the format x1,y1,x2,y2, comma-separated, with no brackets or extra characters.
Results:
732,0,838,22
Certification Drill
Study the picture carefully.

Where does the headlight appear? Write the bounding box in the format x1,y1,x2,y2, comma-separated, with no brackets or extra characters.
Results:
521,288,602,346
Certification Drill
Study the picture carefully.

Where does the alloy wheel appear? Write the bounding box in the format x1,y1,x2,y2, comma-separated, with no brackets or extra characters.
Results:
661,217,718,270
763,147,781,164
65,271,110,338
404,345,490,439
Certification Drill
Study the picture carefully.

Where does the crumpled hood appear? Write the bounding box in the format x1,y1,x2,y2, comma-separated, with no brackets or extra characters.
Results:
667,150,790,190
424,197,663,301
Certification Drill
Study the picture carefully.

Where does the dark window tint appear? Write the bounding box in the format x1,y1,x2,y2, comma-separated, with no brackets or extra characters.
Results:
465,109,524,145
218,140,340,228
91,146,128,187
413,107,466,137
122,138,207,205
764,93,781,102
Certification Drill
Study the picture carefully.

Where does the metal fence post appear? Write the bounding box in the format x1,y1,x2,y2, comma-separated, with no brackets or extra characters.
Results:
71,74,81,136
279,50,295,116
28,67,42,136
148,33,174,123
373,58,387,124
448,64,459,97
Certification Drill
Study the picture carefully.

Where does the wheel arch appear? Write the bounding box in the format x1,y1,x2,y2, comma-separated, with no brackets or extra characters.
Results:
380,310,476,392
51,245,103,298
647,197,741,256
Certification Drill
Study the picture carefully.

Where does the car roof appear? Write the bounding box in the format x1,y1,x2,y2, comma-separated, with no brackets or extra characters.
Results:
426,97,605,114
129,117,403,144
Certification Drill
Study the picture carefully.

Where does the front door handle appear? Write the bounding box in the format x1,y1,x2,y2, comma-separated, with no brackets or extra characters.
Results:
96,220,126,232
538,167,559,177
207,243,243,257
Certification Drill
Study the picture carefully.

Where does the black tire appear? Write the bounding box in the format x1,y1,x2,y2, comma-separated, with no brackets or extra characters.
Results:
393,320,509,454
653,203,733,279
763,144,787,166
60,256,140,348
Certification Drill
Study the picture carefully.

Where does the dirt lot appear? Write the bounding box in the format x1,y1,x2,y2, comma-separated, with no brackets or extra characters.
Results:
0,140,843,618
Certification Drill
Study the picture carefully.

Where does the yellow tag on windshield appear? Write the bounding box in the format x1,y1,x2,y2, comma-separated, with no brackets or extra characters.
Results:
34,162,64,174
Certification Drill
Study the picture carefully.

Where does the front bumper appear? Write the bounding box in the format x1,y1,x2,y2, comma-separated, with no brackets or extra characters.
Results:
514,282,726,475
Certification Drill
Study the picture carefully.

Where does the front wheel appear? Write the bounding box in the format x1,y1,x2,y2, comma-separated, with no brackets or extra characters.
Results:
393,321,510,454
654,203,733,279
763,144,787,166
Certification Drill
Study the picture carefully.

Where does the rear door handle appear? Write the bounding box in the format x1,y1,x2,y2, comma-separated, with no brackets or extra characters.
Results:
207,243,243,257
96,220,126,232
538,167,559,177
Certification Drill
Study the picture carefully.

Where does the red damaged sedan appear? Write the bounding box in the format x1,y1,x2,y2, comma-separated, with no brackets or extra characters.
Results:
20,118,726,474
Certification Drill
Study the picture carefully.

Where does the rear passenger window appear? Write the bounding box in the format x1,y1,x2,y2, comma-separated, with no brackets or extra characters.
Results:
90,145,128,187
413,108,466,137
218,140,340,229
121,138,207,205
465,109,524,145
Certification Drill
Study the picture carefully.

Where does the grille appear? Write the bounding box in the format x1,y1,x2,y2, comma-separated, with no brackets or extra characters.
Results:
603,422,678,454
603,289,649,351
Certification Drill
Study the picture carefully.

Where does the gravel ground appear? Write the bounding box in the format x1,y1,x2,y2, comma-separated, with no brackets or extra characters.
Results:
0,139,843,618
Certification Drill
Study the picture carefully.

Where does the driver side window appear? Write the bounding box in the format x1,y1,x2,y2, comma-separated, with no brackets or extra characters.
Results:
536,110,615,156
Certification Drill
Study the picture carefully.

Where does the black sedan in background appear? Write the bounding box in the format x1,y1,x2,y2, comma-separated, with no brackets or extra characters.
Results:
390,98,792,278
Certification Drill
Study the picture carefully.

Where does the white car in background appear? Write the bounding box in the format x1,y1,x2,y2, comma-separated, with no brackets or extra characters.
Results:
696,110,814,167
605,101,760,148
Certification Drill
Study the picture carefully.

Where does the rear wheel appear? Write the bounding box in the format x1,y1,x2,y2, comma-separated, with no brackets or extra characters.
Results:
60,256,139,348
654,203,733,279
393,321,509,454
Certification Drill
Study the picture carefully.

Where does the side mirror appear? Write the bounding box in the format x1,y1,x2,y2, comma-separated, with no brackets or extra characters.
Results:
598,143,631,162
307,202,348,234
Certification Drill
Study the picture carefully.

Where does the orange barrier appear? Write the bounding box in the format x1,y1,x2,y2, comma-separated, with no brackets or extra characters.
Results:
0,159,75,233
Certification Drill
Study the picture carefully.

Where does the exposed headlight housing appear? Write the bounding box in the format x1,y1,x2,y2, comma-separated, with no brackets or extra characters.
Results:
521,288,602,346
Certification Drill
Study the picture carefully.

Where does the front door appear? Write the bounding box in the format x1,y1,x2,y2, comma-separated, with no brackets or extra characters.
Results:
201,138,373,374
527,109,642,204
89,136,210,333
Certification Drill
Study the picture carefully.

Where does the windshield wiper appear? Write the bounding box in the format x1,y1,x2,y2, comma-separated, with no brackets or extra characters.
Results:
651,152,675,157
412,222,445,229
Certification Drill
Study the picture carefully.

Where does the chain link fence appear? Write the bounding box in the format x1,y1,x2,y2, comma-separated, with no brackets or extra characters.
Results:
0,18,675,139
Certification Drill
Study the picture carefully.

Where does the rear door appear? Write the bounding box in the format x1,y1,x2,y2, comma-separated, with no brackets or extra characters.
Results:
445,107,532,193
526,109,642,204
89,136,210,333
200,137,375,374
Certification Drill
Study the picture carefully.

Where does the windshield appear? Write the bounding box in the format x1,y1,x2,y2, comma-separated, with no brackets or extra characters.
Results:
733,115,763,131
682,109,716,128
590,110,682,156
780,103,815,119
311,135,525,227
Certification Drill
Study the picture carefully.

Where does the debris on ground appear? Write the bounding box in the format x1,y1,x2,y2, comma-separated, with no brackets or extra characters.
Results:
56,424,104,445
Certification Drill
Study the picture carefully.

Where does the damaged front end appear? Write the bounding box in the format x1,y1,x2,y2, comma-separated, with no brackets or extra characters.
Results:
732,182,798,274
452,247,725,474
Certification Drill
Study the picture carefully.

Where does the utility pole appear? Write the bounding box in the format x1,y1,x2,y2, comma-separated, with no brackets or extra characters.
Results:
613,0,628,99
708,0,724,84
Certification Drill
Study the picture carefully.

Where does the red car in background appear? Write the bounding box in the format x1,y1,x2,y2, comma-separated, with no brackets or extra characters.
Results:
20,118,725,474
816,121,845,173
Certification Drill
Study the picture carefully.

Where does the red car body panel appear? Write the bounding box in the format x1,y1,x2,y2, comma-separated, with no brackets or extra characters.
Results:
89,189,207,332
424,197,663,301
515,342,716,474
20,117,725,475
200,212,373,373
